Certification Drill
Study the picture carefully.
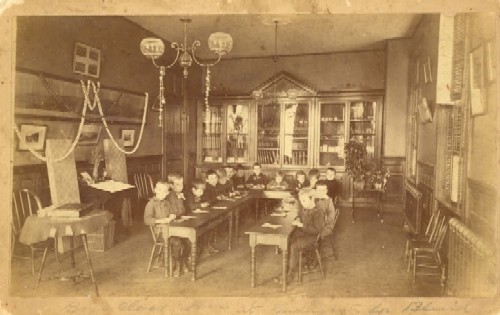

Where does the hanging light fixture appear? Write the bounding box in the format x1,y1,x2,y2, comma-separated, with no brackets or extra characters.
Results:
140,18,233,126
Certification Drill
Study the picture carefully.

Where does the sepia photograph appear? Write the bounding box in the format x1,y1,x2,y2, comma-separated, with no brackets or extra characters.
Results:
2,1,499,314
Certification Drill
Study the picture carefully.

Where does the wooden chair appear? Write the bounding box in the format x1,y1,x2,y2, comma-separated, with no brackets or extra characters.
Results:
410,221,449,286
133,172,154,218
147,225,165,272
405,208,442,263
11,189,58,274
407,214,447,272
298,234,325,284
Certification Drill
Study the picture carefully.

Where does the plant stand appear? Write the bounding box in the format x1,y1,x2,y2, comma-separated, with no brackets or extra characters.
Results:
351,179,385,224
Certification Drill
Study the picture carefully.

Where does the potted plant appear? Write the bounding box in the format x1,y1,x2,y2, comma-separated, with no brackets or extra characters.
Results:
344,141,367,190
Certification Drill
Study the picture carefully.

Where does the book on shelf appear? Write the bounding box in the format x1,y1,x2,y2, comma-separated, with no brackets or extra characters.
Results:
49,203,93,218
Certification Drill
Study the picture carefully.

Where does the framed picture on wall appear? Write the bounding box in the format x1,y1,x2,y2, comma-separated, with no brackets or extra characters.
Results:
121,129,135,147
469,45,486,116
78,124,102,145
18,124,47,151
73,42,101,78
418,97,433,123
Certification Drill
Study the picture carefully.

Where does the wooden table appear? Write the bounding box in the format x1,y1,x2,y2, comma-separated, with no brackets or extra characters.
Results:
162,194,252,280
19,209,113,296
245,199,299,292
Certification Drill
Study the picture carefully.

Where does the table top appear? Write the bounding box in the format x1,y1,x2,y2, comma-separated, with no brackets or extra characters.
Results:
165,194,251,230
245,204,298,236
19,210,113,245
88,180,135,193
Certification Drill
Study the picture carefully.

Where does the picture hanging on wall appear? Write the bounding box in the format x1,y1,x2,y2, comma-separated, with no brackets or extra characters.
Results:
469,45,486,116
73,42,101,78
18,124,47,151
417,97,433,123
78,124,102,145
121,129,135,147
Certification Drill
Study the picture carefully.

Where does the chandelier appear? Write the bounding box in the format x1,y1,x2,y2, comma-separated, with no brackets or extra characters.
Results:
140,18,233,126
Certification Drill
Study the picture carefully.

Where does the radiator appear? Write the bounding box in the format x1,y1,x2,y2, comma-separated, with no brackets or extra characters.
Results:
447,218,497,297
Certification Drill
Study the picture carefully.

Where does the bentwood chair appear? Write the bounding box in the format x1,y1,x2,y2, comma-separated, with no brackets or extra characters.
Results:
12,189,59,274
133,172,154,218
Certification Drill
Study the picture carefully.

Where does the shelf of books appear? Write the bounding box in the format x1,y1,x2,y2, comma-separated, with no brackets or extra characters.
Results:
202,106,223,163
319,102,345,166
257,103,281,165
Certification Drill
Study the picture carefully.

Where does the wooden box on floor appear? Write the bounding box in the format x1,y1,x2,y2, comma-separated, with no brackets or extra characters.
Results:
87,220,116,252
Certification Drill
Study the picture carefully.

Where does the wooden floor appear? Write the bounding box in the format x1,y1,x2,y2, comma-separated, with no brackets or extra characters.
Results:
10,205,443,297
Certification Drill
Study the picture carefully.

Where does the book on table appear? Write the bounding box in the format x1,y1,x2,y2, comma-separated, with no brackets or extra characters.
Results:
50,203,93,218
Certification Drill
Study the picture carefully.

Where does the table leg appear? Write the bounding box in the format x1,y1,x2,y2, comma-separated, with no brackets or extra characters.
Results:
228,212,233,250
70,236,76,268
235,209,240,245
34,243,49,294
191,238,197,282
378,192,384,223
167,238,172,278
251,245,256,288
282,248,288,292
81,235,99,297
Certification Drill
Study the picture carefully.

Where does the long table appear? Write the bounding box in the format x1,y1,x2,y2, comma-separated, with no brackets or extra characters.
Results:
162,193,252,280
245,198,299,292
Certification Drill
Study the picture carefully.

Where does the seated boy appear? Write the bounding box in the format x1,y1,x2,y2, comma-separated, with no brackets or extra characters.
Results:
325,167,341,204
216,168,234,198
246,162,268,189
266,170,290,190
185,179,210,212
291,170,310,192
143,181,185,276
314,180,338,240
202,170,221,254
275,188,325,283
203,169,219,204
224,165,236,191
165,173,190,276
233,164,247,189
308,168,321,189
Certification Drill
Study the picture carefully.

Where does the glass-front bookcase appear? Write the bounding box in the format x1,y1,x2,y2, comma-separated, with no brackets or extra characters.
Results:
201,105,223,163
257,100,311,167
319,102,346,167
349,101,377,160
226,103,249,163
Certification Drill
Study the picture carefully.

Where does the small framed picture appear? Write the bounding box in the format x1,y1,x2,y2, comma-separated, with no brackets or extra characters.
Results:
424,57,432,84
18,124,47,151
73,42,101,78
78,124,102,145
121,129,135,147
469,45,486,116
418,97,433,123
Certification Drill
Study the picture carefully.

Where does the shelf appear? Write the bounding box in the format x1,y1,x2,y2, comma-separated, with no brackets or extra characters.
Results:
351,133,375,136
319,152,342,154
257,148,279,150
350,119,375,122
15,107,144,124
321,120,344,122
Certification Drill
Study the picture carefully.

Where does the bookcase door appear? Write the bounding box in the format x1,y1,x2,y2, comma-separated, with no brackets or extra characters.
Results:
256,102,281,165
318,101,346,167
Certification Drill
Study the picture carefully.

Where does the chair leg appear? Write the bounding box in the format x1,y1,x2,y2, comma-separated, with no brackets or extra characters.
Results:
31,247,36,275
147,244,160,272
315,249,324,277
53,238,61,264
329,235,337,260
412,250,417,283
298,250,302,284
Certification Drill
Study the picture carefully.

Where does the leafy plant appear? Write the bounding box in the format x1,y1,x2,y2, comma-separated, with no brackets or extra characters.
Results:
366,165,391,186
344,141,367,181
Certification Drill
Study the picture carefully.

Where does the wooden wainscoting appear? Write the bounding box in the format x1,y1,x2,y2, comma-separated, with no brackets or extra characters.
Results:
382,156,405,204
467,178,497,245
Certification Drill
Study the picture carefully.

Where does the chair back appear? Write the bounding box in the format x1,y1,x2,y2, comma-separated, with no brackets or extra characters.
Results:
12,189,42,235
424,208,441,236
134,173,154,200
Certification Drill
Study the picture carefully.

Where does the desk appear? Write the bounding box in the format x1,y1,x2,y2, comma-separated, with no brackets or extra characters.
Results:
245,200,299,292
19,210,113,296
80,180,135,228
163,194,252,280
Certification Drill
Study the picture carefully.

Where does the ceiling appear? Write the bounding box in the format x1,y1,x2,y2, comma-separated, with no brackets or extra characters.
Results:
128,14,422,59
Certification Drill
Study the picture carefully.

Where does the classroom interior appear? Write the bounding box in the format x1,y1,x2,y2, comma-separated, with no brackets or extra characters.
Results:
7,10,498,302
